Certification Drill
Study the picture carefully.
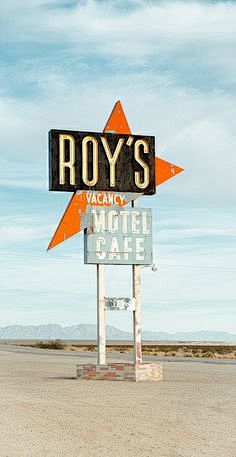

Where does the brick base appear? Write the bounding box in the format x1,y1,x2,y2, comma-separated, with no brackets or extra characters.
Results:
76,362,163,382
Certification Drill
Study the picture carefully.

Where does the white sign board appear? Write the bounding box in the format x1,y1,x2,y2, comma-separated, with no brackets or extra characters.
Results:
84,207,152,265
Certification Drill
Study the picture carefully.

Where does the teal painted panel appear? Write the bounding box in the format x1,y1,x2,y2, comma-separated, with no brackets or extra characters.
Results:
84,207,153,265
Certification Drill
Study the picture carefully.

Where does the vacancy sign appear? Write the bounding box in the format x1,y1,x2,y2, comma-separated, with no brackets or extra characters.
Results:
84,207,152,265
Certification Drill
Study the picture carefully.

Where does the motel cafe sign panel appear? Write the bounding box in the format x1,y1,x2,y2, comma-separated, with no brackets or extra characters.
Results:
49,130,156,195
84,207,152,265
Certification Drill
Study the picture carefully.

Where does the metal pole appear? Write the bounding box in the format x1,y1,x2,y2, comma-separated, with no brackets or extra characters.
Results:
97,263,106,365
132,200,142,365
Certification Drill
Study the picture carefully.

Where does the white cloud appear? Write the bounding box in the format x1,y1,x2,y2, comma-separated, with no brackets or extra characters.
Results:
0,1,235,207
0,222,51,244
0,241,235,331
1,75,235,204
2,1,236,47
158,227,236,240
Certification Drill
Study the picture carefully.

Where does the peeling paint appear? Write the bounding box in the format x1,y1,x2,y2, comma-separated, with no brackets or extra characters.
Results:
84,207,153,265
105,297,135,311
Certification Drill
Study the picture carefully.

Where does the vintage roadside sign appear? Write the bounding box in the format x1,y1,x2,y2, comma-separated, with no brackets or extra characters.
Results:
47,100,184,374
84,207,152,265
47,101,183,251
49,130,156,194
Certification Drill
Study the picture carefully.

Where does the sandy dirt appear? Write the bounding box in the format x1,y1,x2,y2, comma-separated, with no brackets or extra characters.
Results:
0,345,235,457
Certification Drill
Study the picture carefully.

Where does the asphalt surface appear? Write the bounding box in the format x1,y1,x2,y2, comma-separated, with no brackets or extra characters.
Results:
1,343,236,364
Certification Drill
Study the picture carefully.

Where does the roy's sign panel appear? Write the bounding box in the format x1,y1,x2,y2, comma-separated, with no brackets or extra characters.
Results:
49,130,156,195
84,207,152,265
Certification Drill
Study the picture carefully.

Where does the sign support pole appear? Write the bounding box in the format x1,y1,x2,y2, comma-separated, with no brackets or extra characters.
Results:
132,200,142,365
97,263,106,365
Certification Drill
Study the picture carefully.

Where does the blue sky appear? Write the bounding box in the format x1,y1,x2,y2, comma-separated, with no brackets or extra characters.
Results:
0,0,235,333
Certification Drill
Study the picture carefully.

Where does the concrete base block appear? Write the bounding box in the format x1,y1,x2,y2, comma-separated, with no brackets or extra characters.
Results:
76,362,163,382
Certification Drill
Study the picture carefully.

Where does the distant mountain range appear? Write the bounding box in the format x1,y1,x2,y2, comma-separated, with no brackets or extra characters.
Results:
0,324,235,341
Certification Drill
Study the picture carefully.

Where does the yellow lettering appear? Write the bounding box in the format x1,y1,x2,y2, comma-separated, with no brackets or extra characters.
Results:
101,137,124,187
134,139,150,189
82,136,98,186
59,134,75,185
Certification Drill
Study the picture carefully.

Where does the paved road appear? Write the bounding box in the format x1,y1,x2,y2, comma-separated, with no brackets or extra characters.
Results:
0,345,235,457
1,343,236,364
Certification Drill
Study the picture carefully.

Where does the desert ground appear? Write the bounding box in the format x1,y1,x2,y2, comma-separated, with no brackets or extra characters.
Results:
22,340,236,359
0,344,235,457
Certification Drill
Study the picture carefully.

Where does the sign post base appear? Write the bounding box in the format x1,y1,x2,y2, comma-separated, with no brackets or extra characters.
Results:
76,362,163,382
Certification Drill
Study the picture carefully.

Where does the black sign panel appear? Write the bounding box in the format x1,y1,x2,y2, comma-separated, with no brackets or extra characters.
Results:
49,130,156,195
